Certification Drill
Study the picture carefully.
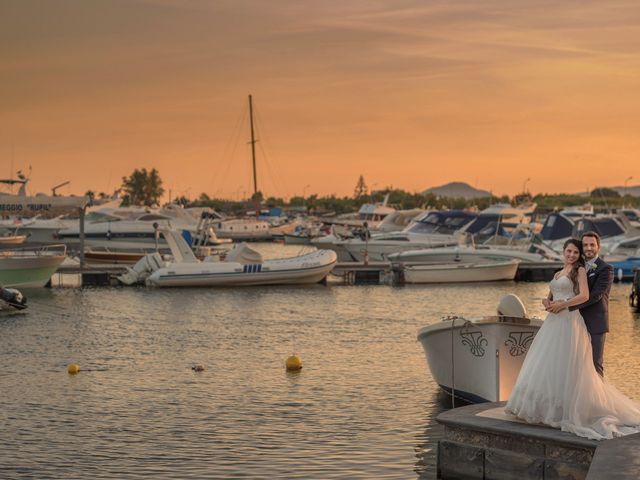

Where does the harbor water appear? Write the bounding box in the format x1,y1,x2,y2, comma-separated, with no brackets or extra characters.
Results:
1,246,639,479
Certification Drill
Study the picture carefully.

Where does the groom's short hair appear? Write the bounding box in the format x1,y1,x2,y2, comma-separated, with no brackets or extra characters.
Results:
581,231,601,246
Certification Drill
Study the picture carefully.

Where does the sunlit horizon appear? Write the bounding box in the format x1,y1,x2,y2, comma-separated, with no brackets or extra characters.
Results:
2,1,639,200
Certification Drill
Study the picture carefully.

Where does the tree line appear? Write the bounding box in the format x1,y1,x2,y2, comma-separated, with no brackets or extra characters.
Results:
86,169,640,214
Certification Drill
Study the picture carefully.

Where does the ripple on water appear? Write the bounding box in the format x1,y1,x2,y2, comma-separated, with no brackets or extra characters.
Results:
0,280,638,479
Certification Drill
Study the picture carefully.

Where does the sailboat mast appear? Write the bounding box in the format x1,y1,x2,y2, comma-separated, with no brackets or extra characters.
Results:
248,94,258,196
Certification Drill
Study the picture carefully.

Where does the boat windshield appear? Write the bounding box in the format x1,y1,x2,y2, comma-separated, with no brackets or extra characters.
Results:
622,210,640,222
84,212,122,223
406,211,476,235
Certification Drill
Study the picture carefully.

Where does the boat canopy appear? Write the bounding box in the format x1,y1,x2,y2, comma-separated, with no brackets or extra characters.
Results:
574,217,625,239
224,243,264,264
464,214,513,236
540,213,574,241
406,210,477,235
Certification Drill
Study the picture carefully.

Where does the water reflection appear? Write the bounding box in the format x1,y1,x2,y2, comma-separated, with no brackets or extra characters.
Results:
0,281,638,479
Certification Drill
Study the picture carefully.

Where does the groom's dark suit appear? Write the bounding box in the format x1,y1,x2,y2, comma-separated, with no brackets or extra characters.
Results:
570,257,614,376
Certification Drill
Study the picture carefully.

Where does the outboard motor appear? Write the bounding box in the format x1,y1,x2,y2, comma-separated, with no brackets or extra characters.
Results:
0,287,28,310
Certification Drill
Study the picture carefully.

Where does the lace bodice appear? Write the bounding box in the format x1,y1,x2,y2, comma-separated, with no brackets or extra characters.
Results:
550,275,575,301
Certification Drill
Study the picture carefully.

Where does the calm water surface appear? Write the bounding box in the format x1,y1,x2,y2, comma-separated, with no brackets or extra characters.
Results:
1,246,639,479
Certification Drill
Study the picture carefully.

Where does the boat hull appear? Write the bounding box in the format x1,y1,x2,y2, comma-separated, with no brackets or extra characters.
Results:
0,254,66,287
404,260,519,283
418,317,542,403
146,251,337,287
283,234,312,245
389,246,550,265
342,237,459,262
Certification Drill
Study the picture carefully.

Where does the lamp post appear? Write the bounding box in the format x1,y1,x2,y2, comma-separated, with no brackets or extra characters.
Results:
624,176,633,207
523,177,531,194
370,183,378,202
302,184,310,198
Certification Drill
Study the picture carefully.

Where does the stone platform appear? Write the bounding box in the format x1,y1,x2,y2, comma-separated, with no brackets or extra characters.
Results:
437,402,640,479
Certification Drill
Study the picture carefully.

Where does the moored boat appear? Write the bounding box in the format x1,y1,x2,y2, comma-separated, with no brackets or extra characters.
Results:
118,229,337,287
0,233,28,245
417,313,542,403
0,244,67,288
403,259,519,284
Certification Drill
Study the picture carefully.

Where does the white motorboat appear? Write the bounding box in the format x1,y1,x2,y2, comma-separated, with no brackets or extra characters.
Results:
375,208,426,233
417,313,542,403
0,244,67,288
118,229,337,287
388,243,562,265
212,218,273,241
320,195,396,231
540,210,633,254
330,210,477,262
403,259,520,284
619,208,640,228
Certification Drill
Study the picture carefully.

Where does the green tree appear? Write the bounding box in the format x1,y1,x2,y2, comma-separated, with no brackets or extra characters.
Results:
590,187,620,198
353,175,368,199
121,168,165,206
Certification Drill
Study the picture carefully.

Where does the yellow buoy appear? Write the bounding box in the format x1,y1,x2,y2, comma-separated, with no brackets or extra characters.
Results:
285,354,302,371
67,364,81,374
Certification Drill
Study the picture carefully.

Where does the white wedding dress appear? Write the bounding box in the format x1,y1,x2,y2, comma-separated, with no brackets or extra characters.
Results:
505,275,640,440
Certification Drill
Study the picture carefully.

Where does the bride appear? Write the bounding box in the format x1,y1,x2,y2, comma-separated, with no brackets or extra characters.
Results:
505,238,640,440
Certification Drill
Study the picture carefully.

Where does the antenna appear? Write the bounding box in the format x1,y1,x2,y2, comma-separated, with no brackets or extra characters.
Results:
52,181,71,196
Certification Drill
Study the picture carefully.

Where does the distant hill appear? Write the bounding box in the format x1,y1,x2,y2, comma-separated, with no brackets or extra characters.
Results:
422,182,491,199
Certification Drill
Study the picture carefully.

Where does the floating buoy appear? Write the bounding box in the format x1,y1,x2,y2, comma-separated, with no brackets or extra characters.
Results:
67,364,81,374
285,354,302,371
192,365,204,372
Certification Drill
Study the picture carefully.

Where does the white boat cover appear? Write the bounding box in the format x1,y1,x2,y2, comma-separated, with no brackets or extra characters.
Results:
224,243,263,264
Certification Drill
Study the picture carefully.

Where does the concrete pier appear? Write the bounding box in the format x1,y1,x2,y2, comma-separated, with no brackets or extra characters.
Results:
437,402,640,479
437,402,597,479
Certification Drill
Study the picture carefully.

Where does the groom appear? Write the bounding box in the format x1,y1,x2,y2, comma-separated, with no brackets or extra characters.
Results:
573,232,614,376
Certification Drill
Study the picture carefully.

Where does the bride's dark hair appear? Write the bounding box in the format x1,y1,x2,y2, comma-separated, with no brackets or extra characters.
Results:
563,238,585,294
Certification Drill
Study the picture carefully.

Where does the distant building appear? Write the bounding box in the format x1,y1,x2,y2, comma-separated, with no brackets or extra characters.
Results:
422,182,491,199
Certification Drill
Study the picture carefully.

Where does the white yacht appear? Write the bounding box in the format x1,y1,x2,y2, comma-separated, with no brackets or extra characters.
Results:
56,205,228,251
330,210,477,262
388,242,562,265
619,208,640,229
212,218,273,241
337,204,540,263
320,196,396,231
540,210,631,254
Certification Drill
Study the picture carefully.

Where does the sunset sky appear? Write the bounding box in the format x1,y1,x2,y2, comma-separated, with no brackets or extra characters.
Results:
2,0,639,200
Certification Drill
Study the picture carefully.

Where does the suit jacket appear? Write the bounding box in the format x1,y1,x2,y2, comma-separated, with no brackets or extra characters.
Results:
569,257,614,334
